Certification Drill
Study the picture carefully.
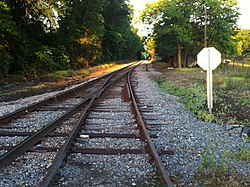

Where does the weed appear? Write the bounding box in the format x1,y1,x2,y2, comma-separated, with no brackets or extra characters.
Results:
176,68,200,72
197,136,244,186
240,97,250,105
224,145,250,161
153,64,249,125
76,69,90,76
197,111,215,123
199,137,228,175
154,78,210,122
48,70,74,79
223,77,246,90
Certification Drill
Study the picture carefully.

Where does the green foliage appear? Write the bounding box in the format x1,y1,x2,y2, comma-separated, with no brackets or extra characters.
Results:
48,70,75,79
176,68,200,72
155,78,209,119
222,77,246,90
240,97,250,105
31,45,70,74
199,137,229,175
48,68,90,79
102,0,143,61
224,146,250,161
0,48,12,78
0,1,19,77
0,0,143,77
76,69,90,76
141,0,239,60
197,111,215,123
233,29,250,56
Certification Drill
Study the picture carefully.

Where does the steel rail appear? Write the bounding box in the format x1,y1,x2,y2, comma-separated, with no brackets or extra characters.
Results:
0,62,136,125
127,70,173,187
0,96,92,169
0,77,101,125
0,62,139,170
39,62,142,187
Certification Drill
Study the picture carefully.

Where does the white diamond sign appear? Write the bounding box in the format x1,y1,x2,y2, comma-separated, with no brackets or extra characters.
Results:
197,47,221,70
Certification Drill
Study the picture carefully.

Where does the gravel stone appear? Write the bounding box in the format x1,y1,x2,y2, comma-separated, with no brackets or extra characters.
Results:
133,65,250,185
0,152,56,186
55,154,161,187
1,63,249,186
1,111,64,132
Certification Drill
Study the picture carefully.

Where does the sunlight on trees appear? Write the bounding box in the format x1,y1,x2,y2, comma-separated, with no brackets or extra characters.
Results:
0,0,143,77
140,0,240,67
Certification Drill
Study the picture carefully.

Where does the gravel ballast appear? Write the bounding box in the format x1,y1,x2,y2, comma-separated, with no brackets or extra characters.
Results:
133,65,250,186
0,63,249,186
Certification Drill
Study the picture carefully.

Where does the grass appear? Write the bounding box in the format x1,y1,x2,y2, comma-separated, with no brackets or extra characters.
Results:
75,69,91,75
176,67,200,72
197,136,248,186
222,77,246,90
219,62,250,74
154,78,215,122
47,63,118,80
199,146,228,175
224,146,250,161
152,63,250,125
48,70,75,79
153,62,250,186
240,97,250,105
0,62,124,100
48,69,90,79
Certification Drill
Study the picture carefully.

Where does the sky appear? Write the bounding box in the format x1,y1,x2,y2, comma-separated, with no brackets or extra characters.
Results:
129,0,250,30
237,0,250,29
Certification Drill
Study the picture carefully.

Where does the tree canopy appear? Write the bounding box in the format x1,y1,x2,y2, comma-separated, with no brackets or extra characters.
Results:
233,29,250,56
141,0,240,67
0,0,143,77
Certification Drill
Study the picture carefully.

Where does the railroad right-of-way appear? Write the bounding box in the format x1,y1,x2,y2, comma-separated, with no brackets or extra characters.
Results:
0,61,249,186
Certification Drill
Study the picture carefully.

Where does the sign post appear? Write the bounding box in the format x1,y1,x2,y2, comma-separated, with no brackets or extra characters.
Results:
197,47,221,113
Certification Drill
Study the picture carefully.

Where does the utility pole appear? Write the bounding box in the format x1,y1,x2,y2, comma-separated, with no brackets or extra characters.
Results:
204,4,207,47
204,2,212,113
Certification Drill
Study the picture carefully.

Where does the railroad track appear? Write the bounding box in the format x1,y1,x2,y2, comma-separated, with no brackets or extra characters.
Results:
0,62,173,186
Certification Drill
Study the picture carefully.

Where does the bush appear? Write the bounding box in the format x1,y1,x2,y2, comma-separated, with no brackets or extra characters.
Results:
48,70,74,79
198,111,216,123
223,77,246,90
0,48,12,78
32,45,70,74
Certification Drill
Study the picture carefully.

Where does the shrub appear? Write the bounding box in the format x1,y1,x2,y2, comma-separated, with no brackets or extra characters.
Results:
0,48,12,78
223,77,246,90
48,70,74,79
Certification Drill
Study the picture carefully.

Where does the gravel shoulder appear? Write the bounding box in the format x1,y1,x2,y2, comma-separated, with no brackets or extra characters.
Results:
0,62,249,186
136,64,250,186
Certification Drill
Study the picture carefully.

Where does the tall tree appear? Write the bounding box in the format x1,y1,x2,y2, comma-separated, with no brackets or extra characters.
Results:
141,0,239,67
0,1,19,77
59,0,105,67
233,29,250,56
0,0,143,77
102,0,143,61
1,0,69,74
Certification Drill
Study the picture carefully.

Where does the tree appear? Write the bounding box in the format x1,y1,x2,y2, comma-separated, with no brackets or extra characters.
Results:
59,0,105,67
1,0,69,75
141,0,239,67
0,0,143,77
233,29,250,56
102,0,143,61
0,1,19,77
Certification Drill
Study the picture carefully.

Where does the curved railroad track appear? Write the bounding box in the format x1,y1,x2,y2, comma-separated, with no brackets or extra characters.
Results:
0,62,173,186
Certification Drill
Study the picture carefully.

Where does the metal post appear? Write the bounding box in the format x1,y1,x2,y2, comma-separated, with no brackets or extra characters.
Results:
207,49,212,113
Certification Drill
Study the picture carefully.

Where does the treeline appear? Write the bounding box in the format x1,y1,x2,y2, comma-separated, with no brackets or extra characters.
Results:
0,0,143,77
141,0,241,67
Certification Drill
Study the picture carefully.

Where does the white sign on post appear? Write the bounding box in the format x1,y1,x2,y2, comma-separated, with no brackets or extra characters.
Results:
197,47,221,113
